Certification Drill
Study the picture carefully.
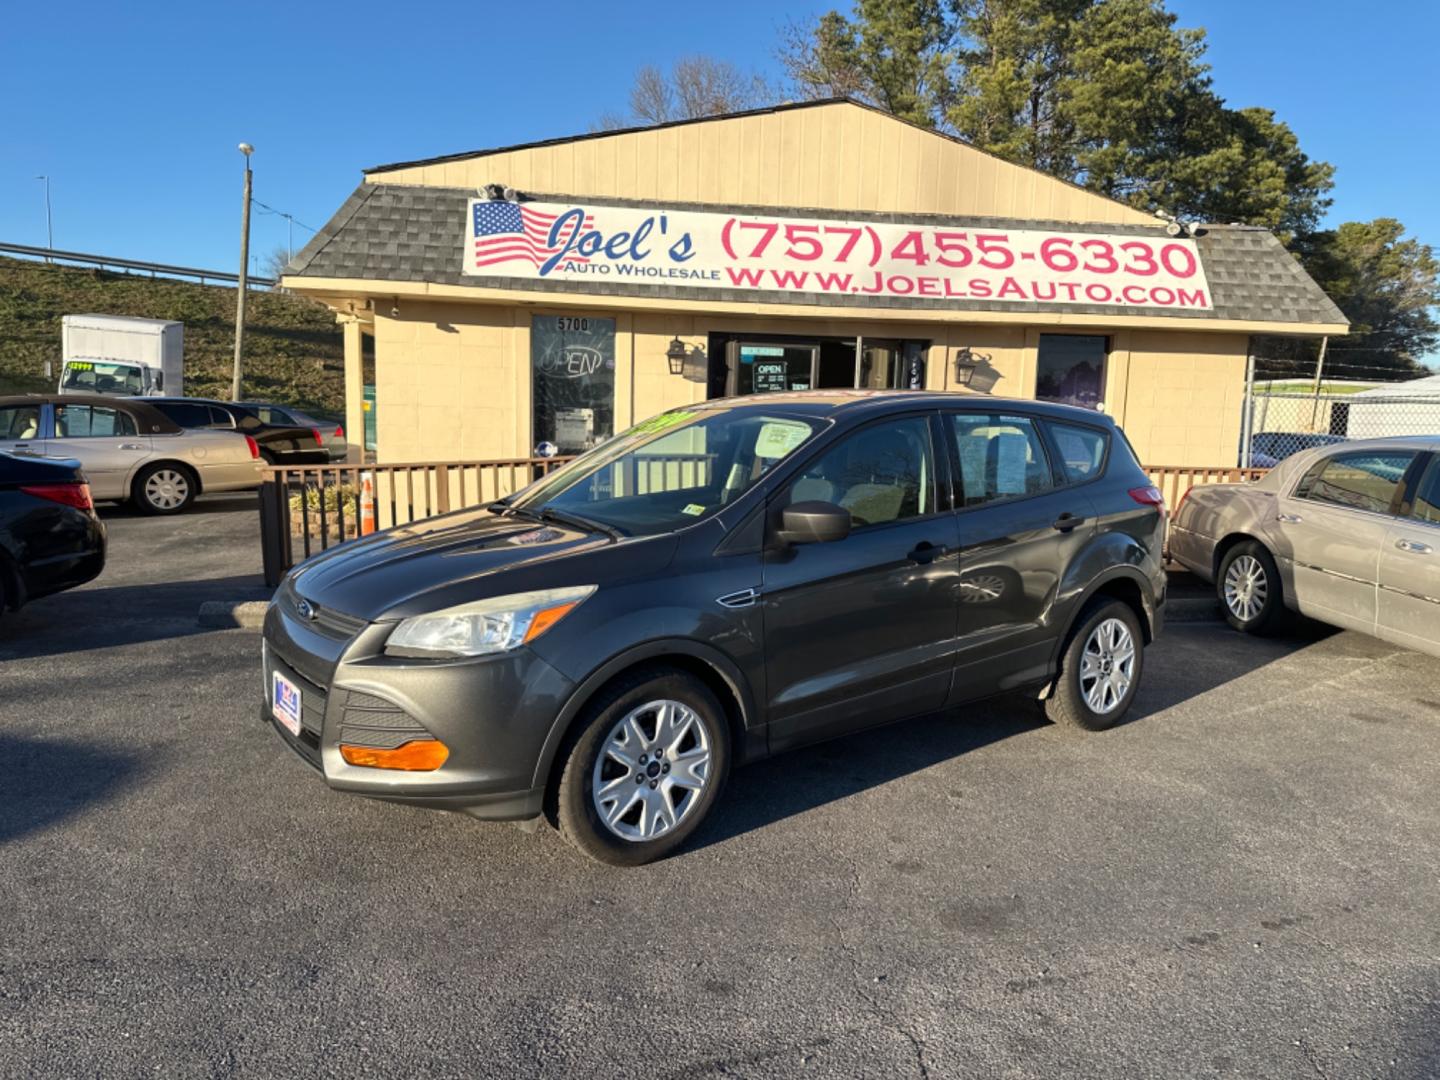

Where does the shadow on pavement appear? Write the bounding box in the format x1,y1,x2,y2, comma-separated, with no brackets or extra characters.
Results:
0,734,144,847
98,494,260,520
0,574,270,660
690,620,1330,851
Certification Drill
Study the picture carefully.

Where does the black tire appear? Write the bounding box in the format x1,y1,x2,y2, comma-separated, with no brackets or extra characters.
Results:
556,666,731,866
1045,598,1146,732
131,462,197,515
1217,540,1286,635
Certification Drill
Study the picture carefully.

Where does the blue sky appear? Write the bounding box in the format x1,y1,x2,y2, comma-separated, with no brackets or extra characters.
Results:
3,0,1437,274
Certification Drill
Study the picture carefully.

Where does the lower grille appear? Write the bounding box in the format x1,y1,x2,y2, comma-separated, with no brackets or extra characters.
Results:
265,646,327,771
338,689,432,749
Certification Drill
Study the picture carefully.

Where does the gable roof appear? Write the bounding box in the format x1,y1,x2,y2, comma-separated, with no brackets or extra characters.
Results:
284,183,1347,330
360,98,1155,227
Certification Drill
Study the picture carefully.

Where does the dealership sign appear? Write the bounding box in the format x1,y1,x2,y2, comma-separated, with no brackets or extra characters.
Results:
464,199,1212,311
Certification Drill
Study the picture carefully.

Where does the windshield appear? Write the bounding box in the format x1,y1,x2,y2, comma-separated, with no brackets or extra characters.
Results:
510,408,824,536
62,360,145,395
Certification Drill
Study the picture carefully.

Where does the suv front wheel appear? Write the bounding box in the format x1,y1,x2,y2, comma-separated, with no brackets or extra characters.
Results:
555,667,731,866
1045,599,1145,731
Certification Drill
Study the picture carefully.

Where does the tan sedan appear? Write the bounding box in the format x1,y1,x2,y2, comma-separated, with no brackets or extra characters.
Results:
1169,436,1440,656
0,393,264,514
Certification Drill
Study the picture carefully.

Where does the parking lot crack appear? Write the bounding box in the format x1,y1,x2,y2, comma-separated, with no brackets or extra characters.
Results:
827,852,932,1080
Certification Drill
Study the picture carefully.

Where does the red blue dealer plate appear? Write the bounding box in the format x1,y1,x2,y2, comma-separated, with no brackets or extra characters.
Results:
272,670,303,736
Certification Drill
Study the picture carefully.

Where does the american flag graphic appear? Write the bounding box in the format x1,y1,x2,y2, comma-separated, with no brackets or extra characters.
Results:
471,202,594,269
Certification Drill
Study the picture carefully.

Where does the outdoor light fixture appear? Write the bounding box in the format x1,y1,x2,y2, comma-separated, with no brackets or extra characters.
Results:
953,347,979,387
483,183,506,201
666,336,688,376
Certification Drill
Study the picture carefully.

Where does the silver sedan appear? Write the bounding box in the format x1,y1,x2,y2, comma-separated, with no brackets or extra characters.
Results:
1170,436,1440,657
0,394,265,514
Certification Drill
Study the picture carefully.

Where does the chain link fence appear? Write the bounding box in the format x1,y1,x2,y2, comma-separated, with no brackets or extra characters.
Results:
1242,379,1440,468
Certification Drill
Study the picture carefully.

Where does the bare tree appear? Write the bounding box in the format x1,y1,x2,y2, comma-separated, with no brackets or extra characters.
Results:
603,56,773,129
261,246,293,284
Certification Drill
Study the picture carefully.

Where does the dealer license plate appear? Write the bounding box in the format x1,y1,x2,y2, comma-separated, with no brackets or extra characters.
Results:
272,670,303,737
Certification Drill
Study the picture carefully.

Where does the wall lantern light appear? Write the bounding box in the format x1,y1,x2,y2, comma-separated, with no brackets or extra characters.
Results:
953,347,980,387
666,336,688,376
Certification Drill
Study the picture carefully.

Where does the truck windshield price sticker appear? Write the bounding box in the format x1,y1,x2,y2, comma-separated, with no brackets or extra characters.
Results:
466,200,1211,311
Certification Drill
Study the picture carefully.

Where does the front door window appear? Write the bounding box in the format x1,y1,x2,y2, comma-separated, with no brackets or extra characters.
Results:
1036,335,1108,410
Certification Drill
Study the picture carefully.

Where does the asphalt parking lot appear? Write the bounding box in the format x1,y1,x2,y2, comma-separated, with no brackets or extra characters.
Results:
2,500,1438,1079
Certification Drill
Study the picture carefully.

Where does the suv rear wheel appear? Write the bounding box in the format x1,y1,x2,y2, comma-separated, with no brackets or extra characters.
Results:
1045,598,1145,731
556,667,730,866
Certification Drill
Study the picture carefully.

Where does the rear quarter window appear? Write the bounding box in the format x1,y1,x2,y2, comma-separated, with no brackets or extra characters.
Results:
1045,421,1109,484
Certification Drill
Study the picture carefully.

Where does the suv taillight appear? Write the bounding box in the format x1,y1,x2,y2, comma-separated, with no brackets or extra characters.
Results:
244,434,260,459
21,482,94,511
1128,485,1165,508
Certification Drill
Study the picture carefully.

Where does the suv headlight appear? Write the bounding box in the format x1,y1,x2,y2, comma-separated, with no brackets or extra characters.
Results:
384,585,595,658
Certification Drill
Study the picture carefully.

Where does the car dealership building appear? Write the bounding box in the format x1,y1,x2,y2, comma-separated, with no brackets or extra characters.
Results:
283,98,1346,468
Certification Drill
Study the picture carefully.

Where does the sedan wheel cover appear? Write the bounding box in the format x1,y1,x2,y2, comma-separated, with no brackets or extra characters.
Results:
591,699,712,843
1079,617,1136,715
1223,554,1268,622
144,469,189,509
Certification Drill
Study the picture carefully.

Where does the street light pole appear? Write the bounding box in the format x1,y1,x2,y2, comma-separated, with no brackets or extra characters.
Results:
231,143,254,402
35,176,52,259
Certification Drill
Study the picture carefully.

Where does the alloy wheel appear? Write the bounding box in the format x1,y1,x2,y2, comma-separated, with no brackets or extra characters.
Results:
1223,554,1268,622
1079,617,1136,715
591,699,713,842
144,469,190,510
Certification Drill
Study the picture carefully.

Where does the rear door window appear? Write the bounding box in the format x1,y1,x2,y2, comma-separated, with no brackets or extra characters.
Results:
206,405,237,429
1407,457,1440,525
1295,451,1416,515
948,413,1054,507
55,405,138,438
1045,421,1108,484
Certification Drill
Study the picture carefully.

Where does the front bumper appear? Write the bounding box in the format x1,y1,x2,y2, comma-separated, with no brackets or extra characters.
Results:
261,593,576,820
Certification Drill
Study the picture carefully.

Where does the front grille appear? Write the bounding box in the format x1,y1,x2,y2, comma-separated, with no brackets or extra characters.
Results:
265,645,327,770
275,577,368,641
338,689,432,749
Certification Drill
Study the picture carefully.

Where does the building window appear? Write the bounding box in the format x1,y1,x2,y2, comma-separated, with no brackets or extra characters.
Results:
1036,335,1108,410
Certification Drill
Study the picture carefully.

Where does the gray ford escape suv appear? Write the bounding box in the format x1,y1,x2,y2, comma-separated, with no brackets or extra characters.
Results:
263,391,1166,865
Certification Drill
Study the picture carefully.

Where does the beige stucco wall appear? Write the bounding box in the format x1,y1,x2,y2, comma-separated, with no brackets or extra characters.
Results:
369,102,1154,227
369,300,1249,468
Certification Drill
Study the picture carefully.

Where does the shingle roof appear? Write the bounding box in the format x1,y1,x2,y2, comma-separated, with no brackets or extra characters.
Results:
285,184,1347,329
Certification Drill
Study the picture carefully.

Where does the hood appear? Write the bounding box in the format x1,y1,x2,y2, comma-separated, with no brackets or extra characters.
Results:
289,506,620,622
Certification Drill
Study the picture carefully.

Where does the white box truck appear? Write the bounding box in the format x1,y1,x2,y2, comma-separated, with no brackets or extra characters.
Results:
58,314,183,397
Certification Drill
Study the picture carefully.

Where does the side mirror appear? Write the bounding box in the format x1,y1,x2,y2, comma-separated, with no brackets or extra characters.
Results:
776,501,851,546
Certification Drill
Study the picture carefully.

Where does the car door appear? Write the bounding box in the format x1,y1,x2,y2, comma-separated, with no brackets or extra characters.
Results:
1273,448,1418,633
1377,453,1440,654
945,409,1098,700
46,402,152,499
0,402,45,457
761,412,960,751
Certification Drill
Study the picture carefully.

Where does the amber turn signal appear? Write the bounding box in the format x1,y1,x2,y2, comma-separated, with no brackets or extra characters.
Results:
523,601,580,643
340,739,450,771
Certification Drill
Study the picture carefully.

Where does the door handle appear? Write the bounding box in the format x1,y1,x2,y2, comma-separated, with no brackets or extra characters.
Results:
1278,513,1303,524
1396,538,1434,555
1052,512,1085,533
907,541,948,564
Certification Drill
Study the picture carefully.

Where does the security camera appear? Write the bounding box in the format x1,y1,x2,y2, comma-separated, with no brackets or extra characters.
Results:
1165,220,1184,237
482,183,506,201
390,302,400,317
502,186,519,202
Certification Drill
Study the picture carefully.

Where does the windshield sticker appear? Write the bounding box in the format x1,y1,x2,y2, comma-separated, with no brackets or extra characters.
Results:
681,503,706,516
754,420,811,459
995,435,1030,495
629,411,697,437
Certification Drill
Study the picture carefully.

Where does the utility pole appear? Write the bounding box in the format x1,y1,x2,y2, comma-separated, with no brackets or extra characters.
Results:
1307,335,1329,434
231,143,254,401
35,176,52,258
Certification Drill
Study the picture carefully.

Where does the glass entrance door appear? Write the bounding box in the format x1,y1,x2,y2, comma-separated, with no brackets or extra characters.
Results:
731,342,818,395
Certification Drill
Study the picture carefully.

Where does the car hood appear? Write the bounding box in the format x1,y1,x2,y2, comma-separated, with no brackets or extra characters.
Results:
288,506,622,622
